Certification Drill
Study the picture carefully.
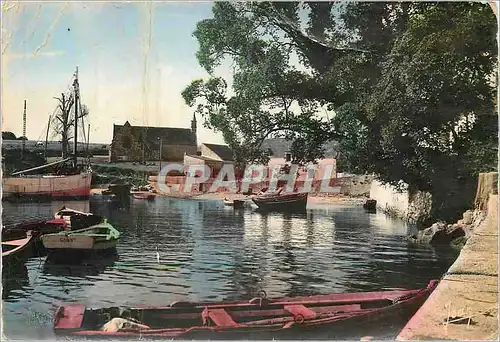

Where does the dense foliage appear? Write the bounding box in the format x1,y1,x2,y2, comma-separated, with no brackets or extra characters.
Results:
182,2,498,221
2,131,17,140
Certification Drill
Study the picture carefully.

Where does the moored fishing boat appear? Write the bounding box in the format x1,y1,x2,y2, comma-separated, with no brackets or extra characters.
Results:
41,220,121,253
252,189,308,212
2,172,92,201
2,69,92,201
53,280,438,339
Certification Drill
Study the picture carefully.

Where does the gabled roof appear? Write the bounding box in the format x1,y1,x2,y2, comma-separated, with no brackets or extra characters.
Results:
113,122,195,146
261,138,338,158
202,143,234,161
185,154,222,162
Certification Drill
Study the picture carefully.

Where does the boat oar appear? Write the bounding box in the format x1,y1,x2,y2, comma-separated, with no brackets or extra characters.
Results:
138,291,420,314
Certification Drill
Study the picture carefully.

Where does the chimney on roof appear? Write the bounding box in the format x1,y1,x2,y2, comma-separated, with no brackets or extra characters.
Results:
191,113,197,146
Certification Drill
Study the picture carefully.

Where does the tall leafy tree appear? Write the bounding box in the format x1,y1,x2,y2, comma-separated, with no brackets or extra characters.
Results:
183,2,497,221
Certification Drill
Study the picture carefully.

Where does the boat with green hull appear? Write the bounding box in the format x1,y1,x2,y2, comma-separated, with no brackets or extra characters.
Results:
41,220,120,252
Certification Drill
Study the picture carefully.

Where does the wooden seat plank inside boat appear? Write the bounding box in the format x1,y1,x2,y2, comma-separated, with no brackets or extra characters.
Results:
157,303,361,321
203,308,238,327
284,304,317,319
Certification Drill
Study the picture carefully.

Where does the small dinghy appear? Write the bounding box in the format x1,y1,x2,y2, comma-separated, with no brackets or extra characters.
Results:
2,218,68,257
2,230,36,265
223,198,245,209
53,280,438,339
252,188,308,212
54,206,104,230
41,220,121,253
132,192,155,200
2,218,67,241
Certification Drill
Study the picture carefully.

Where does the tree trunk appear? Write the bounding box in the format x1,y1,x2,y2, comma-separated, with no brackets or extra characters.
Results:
61,129,69,158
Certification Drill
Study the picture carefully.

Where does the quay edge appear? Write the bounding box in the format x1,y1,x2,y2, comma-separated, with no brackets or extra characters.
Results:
396,181,498,341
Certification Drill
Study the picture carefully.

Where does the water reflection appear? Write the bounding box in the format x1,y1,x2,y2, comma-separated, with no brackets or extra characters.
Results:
1,196,459,340
43,252,119,277
2,264,29,301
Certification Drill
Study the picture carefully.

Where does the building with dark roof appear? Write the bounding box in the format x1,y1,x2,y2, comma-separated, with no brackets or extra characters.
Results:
261,138,339,160
261,137,339,180
183,143,235,177
109,115,198,162
199,143,234,162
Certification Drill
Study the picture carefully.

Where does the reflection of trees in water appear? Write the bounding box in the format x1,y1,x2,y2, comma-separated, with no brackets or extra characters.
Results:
330,207,372,239
340,243,458,292
2,263,29,300
328,204,457,292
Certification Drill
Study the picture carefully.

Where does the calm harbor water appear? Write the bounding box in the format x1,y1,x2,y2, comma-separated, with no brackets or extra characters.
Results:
2,197,459,339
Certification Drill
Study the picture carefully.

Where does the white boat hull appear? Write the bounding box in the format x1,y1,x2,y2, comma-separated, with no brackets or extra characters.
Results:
2,172,92,199
41,234,117,250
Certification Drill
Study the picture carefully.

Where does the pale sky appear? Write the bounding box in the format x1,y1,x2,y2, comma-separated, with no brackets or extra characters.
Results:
1,1,231,144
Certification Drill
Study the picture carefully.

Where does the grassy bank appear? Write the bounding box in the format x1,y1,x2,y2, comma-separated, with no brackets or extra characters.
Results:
91,164,151,187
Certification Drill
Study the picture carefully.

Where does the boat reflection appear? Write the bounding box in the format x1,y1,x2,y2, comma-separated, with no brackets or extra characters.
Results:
43,251,119,277
2,263,29,300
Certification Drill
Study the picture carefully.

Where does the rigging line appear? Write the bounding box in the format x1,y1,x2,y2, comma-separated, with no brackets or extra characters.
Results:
31,103,60,144
32,2,70,57
141,0,153,128
21,2,43,47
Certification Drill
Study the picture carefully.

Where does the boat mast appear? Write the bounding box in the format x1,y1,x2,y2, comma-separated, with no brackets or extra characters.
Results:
86,123,90,160
73,67,79,170
44,114,51,161
21,100,26,159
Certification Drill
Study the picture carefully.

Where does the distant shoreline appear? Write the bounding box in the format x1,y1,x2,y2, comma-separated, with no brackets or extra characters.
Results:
91,187,367,205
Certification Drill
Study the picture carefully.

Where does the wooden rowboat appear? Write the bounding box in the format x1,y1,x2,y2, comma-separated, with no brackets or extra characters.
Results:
132,192,155,200
252,190,308,212
223,199,245,209
54,206,104,230
41,220,121,252
2,218,68,257
2,218,67,241
2,230,36,265
53,280,438,339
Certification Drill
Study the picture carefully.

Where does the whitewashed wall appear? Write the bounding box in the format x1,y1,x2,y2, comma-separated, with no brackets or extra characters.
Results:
369,180,432,224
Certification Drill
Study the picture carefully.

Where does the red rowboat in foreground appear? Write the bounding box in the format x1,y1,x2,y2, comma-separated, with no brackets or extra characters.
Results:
53,280,438,339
